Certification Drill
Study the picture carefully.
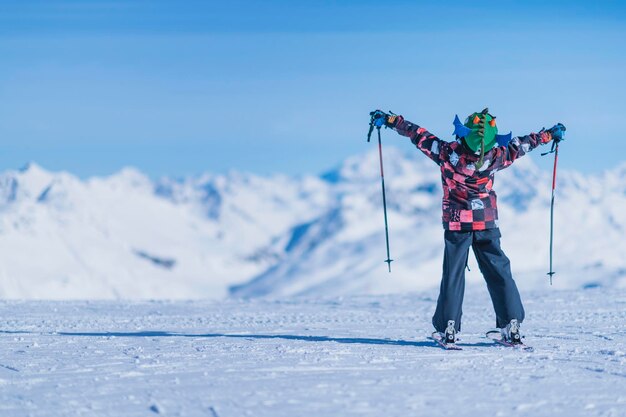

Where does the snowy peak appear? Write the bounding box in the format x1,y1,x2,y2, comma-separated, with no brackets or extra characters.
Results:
0,147,624,300
231,147,626,297
322,147,432,185
0,161,334,299
19,161,51,176
10,162,56,201
0,163,82,209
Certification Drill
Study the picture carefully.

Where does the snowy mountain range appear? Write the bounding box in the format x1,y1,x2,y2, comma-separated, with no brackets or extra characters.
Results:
1,148,624,299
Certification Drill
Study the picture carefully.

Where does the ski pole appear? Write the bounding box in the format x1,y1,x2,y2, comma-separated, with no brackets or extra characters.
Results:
367,115,393,272
547,142,558,284
542,139,560,284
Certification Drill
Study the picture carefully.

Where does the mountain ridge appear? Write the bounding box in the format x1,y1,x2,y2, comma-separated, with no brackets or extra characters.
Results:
0,147,624,299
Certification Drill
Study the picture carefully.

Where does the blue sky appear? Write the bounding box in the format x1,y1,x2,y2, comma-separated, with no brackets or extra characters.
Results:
1,0,625,178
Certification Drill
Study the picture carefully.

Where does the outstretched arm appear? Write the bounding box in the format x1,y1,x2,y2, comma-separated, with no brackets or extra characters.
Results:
391,116,450,165
488,128,555,171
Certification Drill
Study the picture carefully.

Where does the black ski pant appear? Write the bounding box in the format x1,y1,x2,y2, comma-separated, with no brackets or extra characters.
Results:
432,228,525,333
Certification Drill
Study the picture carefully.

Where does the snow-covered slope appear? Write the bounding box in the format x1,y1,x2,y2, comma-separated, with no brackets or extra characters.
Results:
232,149,626,297
0,147,624,299
2,289,625,416
0,163,329,299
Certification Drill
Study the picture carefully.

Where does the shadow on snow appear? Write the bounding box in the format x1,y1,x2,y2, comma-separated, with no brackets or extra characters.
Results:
1,330,495,348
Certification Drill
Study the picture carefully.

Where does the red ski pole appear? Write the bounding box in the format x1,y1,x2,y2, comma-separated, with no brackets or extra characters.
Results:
547,142,559,284
542,124,565,284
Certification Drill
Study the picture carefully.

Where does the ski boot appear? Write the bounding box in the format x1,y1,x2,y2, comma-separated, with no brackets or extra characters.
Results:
443,320,457,344
431,320,461,349
500,319,523,344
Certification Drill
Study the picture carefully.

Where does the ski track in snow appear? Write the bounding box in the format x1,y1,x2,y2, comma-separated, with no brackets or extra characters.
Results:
1,288,625,417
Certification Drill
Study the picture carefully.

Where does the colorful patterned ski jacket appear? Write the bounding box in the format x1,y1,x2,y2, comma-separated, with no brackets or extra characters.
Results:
393,117,551,231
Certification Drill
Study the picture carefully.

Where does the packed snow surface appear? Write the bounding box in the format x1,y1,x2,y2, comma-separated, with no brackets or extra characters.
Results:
2,288,625,416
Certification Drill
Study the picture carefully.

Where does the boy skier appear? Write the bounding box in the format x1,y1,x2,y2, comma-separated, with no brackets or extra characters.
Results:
370,108,565,345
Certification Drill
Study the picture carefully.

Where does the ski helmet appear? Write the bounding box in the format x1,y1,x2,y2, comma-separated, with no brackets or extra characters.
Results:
452,108,512,169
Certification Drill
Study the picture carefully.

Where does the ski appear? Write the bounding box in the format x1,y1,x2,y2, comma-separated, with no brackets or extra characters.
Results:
486,331,534,352
429,332,462,351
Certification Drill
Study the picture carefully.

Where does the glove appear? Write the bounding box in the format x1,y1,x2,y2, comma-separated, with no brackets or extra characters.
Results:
370,110,401,128
547,123,566,143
